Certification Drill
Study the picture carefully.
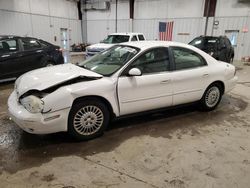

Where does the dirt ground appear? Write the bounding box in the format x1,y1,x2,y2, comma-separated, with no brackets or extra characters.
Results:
0,62,250,188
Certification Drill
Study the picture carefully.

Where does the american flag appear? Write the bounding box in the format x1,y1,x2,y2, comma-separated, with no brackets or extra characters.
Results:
159,21,174,41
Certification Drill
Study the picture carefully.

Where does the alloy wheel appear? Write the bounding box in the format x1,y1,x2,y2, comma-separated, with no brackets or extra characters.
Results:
73,105,104,136
205,86,220,108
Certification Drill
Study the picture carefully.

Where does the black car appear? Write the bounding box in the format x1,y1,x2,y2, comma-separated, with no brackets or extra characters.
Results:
0,35,64,82
189,36,234,63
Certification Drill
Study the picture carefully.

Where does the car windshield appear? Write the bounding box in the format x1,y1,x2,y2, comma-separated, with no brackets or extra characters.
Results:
79,45,139,76
102,35,130,44
189,37,219,50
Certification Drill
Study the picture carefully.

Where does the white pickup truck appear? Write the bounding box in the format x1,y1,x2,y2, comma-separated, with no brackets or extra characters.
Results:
86,33,145,57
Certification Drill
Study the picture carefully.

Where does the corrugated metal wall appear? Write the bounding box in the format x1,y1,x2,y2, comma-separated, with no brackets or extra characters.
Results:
85,0,250,60
213,16,250,60
133,18,204,43
0,0,82,47
87,19,130,43
86,17,204,44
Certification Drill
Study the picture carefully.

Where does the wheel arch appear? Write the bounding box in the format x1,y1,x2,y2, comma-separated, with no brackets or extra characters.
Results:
71,95,116,119
207,80,225,95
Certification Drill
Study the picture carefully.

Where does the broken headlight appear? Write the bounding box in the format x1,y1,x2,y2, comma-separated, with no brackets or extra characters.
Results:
20,95,44,113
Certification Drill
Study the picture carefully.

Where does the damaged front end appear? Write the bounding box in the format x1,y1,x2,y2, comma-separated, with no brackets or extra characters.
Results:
17,76,101,114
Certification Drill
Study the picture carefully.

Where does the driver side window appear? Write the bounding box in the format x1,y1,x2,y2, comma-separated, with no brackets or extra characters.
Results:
129,47,170,74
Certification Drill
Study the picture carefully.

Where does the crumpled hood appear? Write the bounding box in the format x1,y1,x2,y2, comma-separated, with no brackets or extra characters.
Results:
87,43,115,51
15,63,103,97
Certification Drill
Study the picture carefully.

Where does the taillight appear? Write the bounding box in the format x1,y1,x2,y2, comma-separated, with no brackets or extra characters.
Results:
56,48,63,52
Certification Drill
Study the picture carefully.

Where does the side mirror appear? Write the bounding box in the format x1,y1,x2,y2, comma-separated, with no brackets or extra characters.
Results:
128,68,142,76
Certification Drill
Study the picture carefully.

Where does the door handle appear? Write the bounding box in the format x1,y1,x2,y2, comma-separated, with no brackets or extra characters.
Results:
160,79,171,84
203,74,209,77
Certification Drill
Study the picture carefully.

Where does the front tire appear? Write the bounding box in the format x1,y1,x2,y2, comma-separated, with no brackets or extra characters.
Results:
68,99,110,141
200,83,223,111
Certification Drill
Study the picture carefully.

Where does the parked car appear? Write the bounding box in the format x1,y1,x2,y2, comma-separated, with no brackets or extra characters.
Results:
0,35,64,82
189,36,234,63
71,43,89,52
8,41,237,140
86,33,145,57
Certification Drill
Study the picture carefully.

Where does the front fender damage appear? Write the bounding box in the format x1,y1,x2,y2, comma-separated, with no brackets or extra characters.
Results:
19,76,102,113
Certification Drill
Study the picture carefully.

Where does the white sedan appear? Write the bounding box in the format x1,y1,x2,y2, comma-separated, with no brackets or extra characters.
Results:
8,41,237,140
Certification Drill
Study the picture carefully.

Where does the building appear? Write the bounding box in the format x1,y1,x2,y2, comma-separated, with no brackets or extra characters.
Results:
83,0,250,60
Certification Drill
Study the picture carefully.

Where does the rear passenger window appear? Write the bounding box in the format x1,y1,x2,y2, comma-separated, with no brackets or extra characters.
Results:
225,38,231,47
138,35,145,41
39,40,50,47
0,39,18,54
172,47,207,70
21,38,41,51
131,35,138,41
219,38,226,48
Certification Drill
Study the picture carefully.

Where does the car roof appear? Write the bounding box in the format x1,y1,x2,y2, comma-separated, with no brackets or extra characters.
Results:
109,32,144,36
197,35,228,39
121,40,193,50
0,35,19,40
0,35,40,40
198,36,219,38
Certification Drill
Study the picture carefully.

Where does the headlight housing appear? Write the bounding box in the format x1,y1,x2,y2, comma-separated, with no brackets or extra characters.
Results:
20,95,44,113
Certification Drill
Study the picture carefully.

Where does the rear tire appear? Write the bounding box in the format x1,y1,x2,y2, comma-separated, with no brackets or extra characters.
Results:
200,83,223,111
68,99,110,141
